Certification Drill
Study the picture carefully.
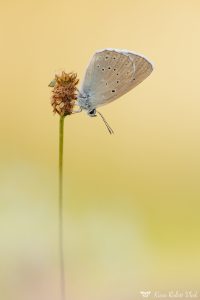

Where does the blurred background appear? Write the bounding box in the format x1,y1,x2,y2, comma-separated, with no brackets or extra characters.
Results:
0,0,200,299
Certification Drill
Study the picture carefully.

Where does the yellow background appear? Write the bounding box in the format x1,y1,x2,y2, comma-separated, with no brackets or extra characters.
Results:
0,0,200,299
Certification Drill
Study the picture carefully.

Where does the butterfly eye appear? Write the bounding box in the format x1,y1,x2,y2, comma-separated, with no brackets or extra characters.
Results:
88,109,96,117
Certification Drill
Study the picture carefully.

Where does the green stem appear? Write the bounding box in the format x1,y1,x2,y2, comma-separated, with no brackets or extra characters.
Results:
59,116,65,300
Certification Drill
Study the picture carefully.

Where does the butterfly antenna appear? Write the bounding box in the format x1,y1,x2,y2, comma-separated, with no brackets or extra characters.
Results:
96,111,114,135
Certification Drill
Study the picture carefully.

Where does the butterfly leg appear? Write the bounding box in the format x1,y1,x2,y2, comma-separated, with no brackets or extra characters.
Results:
72,107,82,114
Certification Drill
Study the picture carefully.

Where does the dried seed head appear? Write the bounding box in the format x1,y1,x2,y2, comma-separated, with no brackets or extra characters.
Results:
49,71,79,116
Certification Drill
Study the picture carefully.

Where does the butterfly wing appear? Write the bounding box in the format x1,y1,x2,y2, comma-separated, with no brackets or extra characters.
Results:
79,49,153,110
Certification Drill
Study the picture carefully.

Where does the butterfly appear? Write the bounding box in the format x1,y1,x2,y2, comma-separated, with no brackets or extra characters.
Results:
76,48,153,133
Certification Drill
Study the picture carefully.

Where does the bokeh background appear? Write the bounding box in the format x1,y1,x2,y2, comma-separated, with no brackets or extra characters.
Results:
1,0,200,299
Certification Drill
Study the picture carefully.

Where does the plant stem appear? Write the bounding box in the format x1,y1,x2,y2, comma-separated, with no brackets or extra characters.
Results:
59,115,65,300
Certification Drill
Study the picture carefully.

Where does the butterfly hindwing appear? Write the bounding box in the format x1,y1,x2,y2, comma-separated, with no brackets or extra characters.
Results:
79,49,153,110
